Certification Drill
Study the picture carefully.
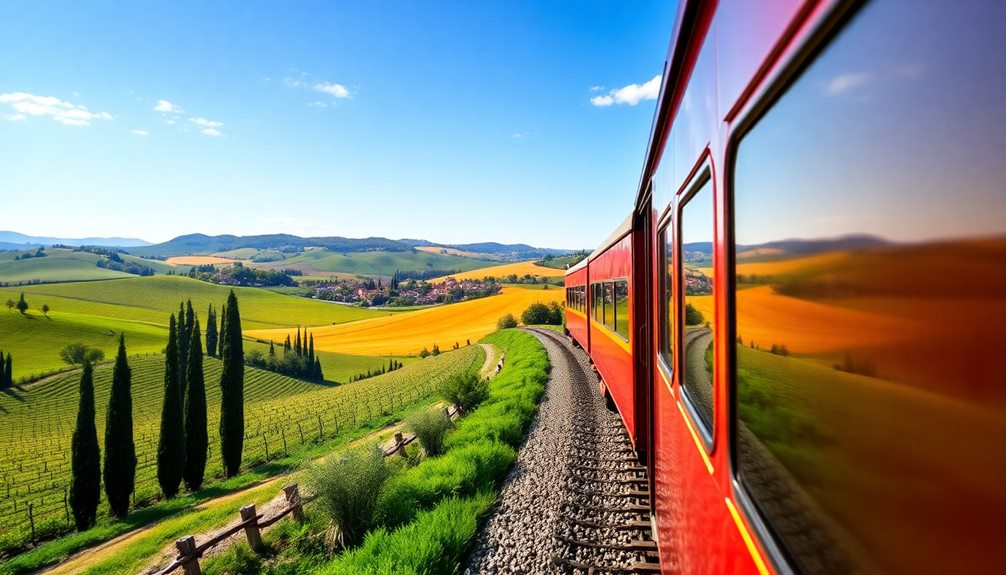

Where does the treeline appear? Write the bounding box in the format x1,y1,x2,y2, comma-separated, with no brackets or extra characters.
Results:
95,251,155,276
246,326,324,381
188,262,296,287
68,292,246,531
348,359,403,383
390,269,460,283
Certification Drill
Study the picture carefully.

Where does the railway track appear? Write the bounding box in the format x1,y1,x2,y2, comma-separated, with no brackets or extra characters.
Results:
463,328,660,574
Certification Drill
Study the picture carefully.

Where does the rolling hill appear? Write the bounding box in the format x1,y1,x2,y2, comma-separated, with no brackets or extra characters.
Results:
0,248,179,285
251,248,503,277
429,260,565,283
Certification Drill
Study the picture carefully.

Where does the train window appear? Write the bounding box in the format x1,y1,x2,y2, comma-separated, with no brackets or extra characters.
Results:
592,283,602,322
679,179,714,434
657,224,673,369
732,2,1006,573
614,280,629,339
603,282,615,330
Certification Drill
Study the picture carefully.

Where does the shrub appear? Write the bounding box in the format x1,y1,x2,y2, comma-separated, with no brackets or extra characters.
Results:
520,302,552,325
306,446,390,550
496,313,517,330
547,301,564,325
685,303,705,326
437,372,488,415
406,409,452,457
59,343,105,366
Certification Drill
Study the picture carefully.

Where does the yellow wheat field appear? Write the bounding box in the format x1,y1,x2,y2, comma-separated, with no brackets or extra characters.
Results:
245,286,564,355
430,260,565,283
415,246,501,260
166,256,240,266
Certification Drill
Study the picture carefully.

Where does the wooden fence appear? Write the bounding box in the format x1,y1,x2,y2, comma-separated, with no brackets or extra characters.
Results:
152,406,458,575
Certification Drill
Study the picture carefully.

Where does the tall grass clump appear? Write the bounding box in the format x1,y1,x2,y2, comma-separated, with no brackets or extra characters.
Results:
307,446,390,550
406,408,452,456
320,493,496,575
437,371,488,415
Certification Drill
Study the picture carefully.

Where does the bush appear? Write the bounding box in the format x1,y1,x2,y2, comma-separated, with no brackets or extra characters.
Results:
406,409,452,457
306,446,390,550
520,302,552,325
437,372,488,415
496,313,517,330
685,303,705,326
59,343,105,366
547,301,564,325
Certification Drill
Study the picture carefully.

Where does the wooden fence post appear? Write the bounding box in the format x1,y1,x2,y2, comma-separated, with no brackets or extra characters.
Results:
239,504,263,551
283,484,304,523
175,535,201,575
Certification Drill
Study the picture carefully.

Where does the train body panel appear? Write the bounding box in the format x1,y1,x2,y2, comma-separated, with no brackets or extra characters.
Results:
564,264,589,350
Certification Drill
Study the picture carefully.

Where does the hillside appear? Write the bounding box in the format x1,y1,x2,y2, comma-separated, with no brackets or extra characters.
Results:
0,248,179,285
0,231,149,248
128,233,412,257
246,285,563,355
429,260,565,283
251,248,502,277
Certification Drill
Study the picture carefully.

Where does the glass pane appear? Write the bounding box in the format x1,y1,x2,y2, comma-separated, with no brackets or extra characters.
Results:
615,280,630,339
733,2,1006,573
681,180,714,432
603,282,615,330
660,227,673,365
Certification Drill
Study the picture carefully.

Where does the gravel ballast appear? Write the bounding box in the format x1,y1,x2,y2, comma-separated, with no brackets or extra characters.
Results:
463,328,656,575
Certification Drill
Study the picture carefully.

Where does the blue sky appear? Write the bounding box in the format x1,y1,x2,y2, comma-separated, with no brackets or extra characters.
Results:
0,1,677,249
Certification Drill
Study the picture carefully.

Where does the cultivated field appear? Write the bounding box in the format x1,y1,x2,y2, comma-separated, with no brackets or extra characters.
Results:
164,256,238,266
415,245,500,260
247,286,564,355
0,346,483,553
429,260,565,282
0,249,178,285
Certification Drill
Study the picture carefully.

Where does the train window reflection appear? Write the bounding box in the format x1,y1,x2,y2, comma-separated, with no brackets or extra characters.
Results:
603,282,615,330
679,180,714,433
614,280,629,340
658,226,673,368
732,2,1006,573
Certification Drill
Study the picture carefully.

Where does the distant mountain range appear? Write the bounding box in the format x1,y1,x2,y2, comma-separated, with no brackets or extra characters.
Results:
0,231,151,249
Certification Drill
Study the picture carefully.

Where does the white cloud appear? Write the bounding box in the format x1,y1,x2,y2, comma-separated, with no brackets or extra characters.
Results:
0,92,113,126
589,86,604,92
308,100,328,108
165,119,177,125
190,117,223,128
131,129,150,136
314,82,351,99
825,73,870,95
153,99,182,113
590,74,662,107
283,77,306,89
200,128,222,137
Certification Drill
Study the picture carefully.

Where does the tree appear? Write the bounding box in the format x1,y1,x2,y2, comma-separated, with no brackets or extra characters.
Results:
157,315,184,498
431,343,441,356
219,291,244,477
3,353,11,388
294,327,302,356
419,347,430,358
177,301,190,399
308,333,315,364
183,319,208,491
685,303,705,326
70,361,101,531
521,302,552,325
5,299,13,313
205,305,218,358
16,293,27,314
60,343,105,366
314,357,324,381
437,371,488,415
103,334,136,517
547,301,563,325
41,304,50,318
497,313,518,330
217,303,227,358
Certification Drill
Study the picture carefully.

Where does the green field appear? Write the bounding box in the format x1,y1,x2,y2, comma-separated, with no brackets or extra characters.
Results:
0,276,394,379
243,339,418,384
0,346,483,554
0,249,182,285
253,248,501,277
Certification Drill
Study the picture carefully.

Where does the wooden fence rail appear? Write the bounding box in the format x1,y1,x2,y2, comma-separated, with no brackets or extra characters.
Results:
152,405,458,575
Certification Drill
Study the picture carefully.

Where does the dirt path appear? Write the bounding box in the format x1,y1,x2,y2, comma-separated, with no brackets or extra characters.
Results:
480,343,500,379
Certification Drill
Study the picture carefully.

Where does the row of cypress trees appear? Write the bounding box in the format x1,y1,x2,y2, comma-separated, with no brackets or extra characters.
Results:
0,350,12,388
69,335,135,530
69,291,244,531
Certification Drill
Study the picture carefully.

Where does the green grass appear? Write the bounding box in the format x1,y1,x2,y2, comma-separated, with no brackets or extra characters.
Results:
0,309,167,379
0,249,132,284
257,249,500,277
244,339,418,384
0,346,484,558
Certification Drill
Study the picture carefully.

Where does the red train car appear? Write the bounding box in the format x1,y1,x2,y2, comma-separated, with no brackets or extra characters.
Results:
564,259,588,351
568,0,1006,573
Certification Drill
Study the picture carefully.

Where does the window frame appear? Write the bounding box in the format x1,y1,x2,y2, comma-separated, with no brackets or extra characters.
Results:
613,279,631,340
677,167,715,447
656,215,674,386
725,1,866,572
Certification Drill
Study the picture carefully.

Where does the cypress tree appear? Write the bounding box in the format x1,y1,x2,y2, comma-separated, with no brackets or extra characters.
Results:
157,315,185,498
4,352,12,387
314,357,323,381
308,333,315,364
70,361,100,531
269,341,276,359
294,327,302,356
219,291,244,477
284,335,291,353
217,303,227,358
0,349,6,388
205,305,218,358
183,319,207,491
103,334,136,518
177,301,189,398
